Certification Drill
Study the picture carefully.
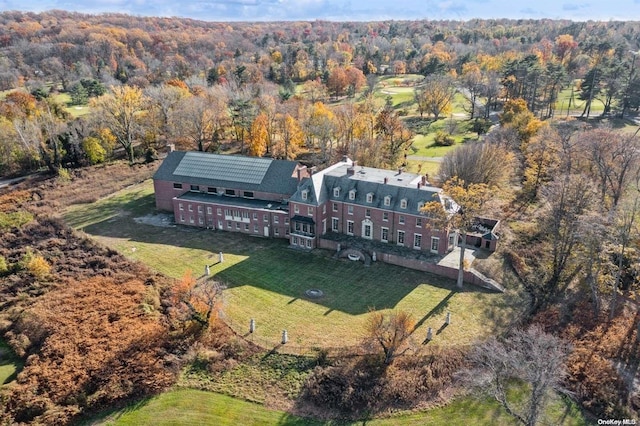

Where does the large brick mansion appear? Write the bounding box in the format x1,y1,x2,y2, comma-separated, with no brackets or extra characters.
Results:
153,151,498,256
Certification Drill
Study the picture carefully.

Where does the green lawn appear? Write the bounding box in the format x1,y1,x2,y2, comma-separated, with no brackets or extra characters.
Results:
405,159,440,178
51,92,91,117
555,82,605,116
92,388,588,426
64,180,511,350
408,117,476,158
0,338,22,386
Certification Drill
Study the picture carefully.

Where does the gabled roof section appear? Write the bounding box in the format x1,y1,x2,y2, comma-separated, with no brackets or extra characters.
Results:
289,157,353,205
154,151,301,196
173,151,272,185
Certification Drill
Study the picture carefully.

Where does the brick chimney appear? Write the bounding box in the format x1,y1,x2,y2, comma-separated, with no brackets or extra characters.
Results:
417,182,421,189
296,165,307,181
421,175,427,186
384,177,388,184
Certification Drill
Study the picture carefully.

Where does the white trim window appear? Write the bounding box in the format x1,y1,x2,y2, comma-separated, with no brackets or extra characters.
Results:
397,230,405,245
349,189,356,200
366,193,373,203
347,220,354,235
381,227,389,242
414,233,422,249
384,195,391,206
400,199,407,209
431,236,440,253
332,217,339,232
333,187,340,197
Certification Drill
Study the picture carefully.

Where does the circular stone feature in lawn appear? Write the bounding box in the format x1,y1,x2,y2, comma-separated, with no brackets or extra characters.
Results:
305,289,324,298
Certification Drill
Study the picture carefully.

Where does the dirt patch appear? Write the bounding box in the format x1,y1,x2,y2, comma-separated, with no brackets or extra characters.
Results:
134,213,175,228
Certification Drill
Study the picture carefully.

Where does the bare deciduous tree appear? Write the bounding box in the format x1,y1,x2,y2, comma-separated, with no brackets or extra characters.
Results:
438,142,515,188
464,326,571,426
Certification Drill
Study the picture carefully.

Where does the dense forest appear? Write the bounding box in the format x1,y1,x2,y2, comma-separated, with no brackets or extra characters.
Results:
0,11,639,176
0,10,640,425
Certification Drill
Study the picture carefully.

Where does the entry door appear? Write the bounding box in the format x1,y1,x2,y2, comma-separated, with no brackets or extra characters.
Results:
263,226,269,237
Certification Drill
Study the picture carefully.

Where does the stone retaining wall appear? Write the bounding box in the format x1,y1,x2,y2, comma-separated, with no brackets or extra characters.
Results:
319,238,504,292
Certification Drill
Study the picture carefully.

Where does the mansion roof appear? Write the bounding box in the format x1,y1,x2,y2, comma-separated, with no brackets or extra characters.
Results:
154,151,301,196
290,159,447,216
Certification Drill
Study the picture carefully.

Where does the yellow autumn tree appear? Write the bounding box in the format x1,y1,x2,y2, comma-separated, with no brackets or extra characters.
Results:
248,112,268,157
499,98,543,145
273,114,303,160
414,74,455,119
91,85,148,164
421,177,489,288
306,102,337,160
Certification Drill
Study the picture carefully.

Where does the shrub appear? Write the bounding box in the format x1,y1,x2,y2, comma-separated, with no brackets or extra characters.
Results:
433,130,455,146
0,255,8,276
57,167,71,182
26,255,51,280
82,136,106,165
0,211,34,230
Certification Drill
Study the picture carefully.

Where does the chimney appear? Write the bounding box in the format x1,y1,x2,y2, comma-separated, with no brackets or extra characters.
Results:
384,177,388,184
398,168,402,175
417,182,421,189
167,143,175,153
347,167,355,176
421,175,427,186
297,165,307,181
342,155,349,163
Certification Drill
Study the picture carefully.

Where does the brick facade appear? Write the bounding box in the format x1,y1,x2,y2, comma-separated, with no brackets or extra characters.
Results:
153,152,498,257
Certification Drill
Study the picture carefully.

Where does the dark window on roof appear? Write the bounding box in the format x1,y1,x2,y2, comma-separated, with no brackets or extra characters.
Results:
190,184,199,192
173,183,182,189
207,187,217,194
243,191,254,198
225,189,236,196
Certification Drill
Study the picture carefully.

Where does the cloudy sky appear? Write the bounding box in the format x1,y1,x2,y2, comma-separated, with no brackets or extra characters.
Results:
1,0,639,21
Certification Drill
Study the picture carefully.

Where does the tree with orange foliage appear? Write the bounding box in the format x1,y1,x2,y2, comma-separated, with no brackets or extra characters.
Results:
365,310,415,365
171,270,222,329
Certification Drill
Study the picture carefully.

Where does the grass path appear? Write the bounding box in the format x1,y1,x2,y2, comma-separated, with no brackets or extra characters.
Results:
92,388,588,426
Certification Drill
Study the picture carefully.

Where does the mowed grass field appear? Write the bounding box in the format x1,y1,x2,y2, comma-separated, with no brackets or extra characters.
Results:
92,388,588,426
64,180,512,350
0,339,21,386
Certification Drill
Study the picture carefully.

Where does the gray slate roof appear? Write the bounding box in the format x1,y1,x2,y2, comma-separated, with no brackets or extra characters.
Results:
154,151,301,196
290,162,442,215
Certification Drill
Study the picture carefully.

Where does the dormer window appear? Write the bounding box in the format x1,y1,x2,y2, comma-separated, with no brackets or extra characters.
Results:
301,189,308,201
384,196,391,206
417,201,425,211
366,193,373,203
349,189,356,200
400,199,408,209
333,187,340,197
